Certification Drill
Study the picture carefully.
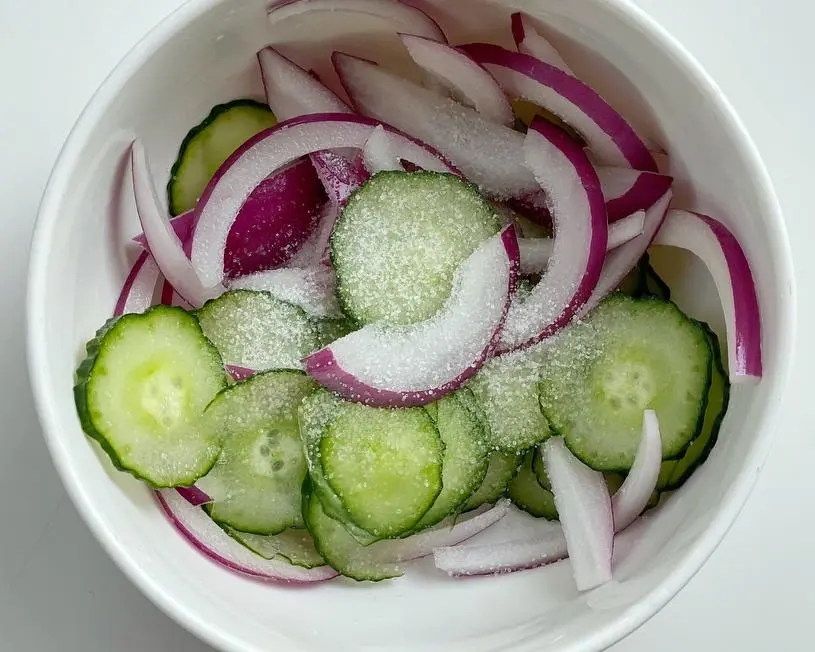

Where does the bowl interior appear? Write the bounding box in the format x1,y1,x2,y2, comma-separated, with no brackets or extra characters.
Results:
28,1,793,651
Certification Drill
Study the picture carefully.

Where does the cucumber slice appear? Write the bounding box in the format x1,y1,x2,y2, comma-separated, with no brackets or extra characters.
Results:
509,450,558,519
320,401,444,537
467,350,549,452
304,490,404,582
168,100,277,215
315,316,356,347
663,324,730,490
226,527,325,568
73,306,228,487
196,371,316,534
332,171,501,326
413,394,490,530
539,295,712,471
462,450,522,511
197,290,320,371
298,391,380,545
618,253,671,301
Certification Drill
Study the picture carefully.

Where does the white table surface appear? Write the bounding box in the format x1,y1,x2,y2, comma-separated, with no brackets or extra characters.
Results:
1,0,810,649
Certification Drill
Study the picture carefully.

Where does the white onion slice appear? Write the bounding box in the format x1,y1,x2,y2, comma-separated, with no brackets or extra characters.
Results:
653,209,762,381
190,114,456,288
257,47,351,120
130,140,223,307
460,44,657,172
362,125,405,173
543,437,613,591
304,226,519,407
498,119,608,351
518,210,644,276
287,202,340,269
399,34,515,126
309,150,370,206
334,52,538,200
510,12,573,75
228,266,341,318
267,0,447,42
156,489,338,583
611,410,662,532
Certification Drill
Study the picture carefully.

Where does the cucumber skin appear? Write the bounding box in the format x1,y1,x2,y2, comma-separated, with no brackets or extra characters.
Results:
73,306,228,487
166,99,274,216
509,451,558,520
663,322,730,490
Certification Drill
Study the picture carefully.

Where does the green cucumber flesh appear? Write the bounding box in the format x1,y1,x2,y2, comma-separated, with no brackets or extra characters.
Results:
226,527,325,568
509,450,558,519
467,349,550,452
196,371,315,534
73,306,228,487
539,294,712,471
304,490,404,582
462,450,522,511
412,394,490,530
196,290,320,371
320,401,444,538
168,99,277,215
331,171,501,326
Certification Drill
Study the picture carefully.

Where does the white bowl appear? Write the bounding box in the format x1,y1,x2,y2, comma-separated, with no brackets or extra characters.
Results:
26,0,795,650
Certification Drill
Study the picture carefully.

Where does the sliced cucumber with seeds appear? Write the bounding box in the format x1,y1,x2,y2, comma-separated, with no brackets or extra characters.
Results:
467,350,550,452
304,489,404,582
298,390,379,545
462,450,522,511
226,527,325,568
539,294,712,471
661,323,730,490
332,171,501,326
167,99,277,215
412,394,490,531
321,401,444,538
197,290,320,371
73,306,228,487
196,371,316,534
509,450,557,519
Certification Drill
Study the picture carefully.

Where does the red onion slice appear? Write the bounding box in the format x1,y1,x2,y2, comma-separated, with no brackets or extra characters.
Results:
288,202,340,269
131,140,223,307
611,410,662,532
363,125,406,173
579,190,673,318
190,114,457,288
156,490,337,583
258,47,351,120
543,437,613,591
228,266,341,318
310,150,370,206
434,527,567,577
498,118,608,351
304,226,519,407
398,34,515,127
267,0,447,42
226,365,257,381
518,210,644,276
176,486,213,507
510,12,573,75
132,210,195,251
653,209,762,381
460,44,658,172
367,499,509,564
597,167,674,223
114,252,161,317
334,52,539,200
